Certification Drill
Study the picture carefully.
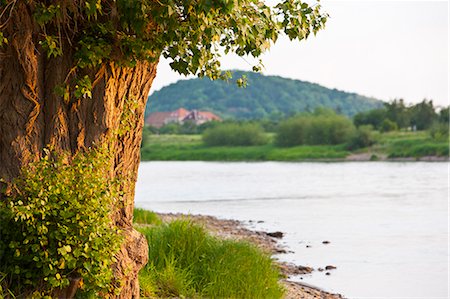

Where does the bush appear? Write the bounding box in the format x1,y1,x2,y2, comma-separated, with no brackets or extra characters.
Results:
347,125,378,150
308,115,355,144
353,108,387,129
275,117,309,147
380,119,398,132
438,107,449,124
203,123,268,146
138,220,284,298
429,122,449,140
0,148,122,297
276,113,355,147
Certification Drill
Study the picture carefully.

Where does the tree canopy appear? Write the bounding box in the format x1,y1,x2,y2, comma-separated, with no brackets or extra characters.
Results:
353,99,446,131
1,0,327,95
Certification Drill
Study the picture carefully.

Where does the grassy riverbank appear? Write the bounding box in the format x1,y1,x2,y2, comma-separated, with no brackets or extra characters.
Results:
133,209,343,299
133,209,284,298
375,131,449,158
140,131,448,161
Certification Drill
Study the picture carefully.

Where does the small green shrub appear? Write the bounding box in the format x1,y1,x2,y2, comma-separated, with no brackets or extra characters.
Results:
138,220,284,298
203,123,268,146
133,208,161,225
380,119,398,132
353,108,387,129
0,148,122,297
429,122,449,140
275,117,309,147
347,125,378,150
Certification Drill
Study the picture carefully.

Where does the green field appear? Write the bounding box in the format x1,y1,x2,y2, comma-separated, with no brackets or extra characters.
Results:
140,132,448,161
141,134,350,161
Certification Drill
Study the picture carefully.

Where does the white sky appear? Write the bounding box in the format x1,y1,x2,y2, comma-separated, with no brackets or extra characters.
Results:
150,0,449,107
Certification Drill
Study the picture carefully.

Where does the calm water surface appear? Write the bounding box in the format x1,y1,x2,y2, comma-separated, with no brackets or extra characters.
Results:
135,162,448,298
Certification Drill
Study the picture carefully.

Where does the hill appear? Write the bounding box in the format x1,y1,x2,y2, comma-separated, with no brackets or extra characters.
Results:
146,71,384,119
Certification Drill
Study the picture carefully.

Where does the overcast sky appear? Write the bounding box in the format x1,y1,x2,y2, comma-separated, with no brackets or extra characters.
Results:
150,0,449,107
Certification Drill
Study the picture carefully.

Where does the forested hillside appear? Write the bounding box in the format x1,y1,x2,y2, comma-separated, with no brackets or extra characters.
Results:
146,71,383,119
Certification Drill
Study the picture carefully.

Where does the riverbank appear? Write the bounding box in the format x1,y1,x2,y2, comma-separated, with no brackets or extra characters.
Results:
140,132,448,162
156,212,344,299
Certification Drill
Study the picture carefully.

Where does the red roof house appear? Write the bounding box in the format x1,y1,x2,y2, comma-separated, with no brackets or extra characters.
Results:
166,108,190,123
144,111,172,128
183,110,222,125
145,108,221,128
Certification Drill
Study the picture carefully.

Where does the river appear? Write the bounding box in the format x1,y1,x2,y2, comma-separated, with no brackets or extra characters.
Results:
135,161,448,298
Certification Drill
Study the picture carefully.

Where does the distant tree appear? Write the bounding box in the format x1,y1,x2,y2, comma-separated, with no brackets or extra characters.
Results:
384,99,410,129
409,100,437,130
312,107,336,116
257,119,279,133
429,106,449,140
438,107,449,124
198,121,221,132
179,121,199,134
304,104,312,113
353,108,387,129
269,111,285,121
159,123,181,134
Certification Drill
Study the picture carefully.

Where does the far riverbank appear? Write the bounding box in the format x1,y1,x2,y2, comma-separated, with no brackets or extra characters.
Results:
140,132,449,162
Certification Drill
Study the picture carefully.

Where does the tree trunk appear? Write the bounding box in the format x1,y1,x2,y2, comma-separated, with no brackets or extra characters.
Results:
0,2,158,297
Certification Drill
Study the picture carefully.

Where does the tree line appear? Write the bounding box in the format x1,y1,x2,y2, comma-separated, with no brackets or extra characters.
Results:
142,101,449,151
354,99,448,131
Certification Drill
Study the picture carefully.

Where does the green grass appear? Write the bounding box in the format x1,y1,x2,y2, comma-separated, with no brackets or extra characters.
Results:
136,219,284,299
141,132,448,161
144,134,203,146
376,131,449,158
133,208,162,225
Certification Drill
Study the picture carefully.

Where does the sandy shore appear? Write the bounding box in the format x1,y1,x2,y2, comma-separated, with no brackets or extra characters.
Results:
346,152,449,162
157,213,344,299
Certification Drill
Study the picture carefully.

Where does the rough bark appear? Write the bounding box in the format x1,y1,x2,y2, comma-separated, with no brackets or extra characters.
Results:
0,2,157,297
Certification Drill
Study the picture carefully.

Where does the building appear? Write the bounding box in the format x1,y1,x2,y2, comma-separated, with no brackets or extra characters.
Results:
145,108,221,128
165,108,190,124
183,110,222,125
